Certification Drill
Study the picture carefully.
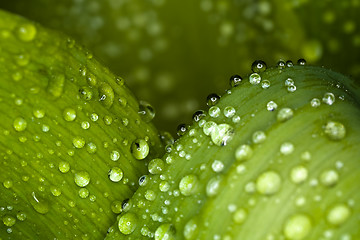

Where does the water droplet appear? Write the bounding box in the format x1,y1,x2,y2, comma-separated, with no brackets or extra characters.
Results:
110,150,120,161
184,218,198,240
74,171,90,187
139,175,149,187
16,23,37,42
192,110,206,122
286,60,294,67
212,160,224,173
283,214,312,239
251,60,267,73
211,123,234,146
155,223,176,240
108,167,123,182
179,175,198,196
206,175,222,197
203,121,217,136
13,117,27,132
177,124,188,137
249,73,261,85
290,165,308,184
79,188,89,198
230,74,242,87
327,204,350,226
47,74,65,98
256,171,281,195
252,131,266,144
235,144,253,161
81,121,90,130
79,86,93,101
73,136,85,148
277,108,294,122
266,101,277,111
320,169,339,187
50,186,62,197
2,215,16,227
322,92,335,105
310,98,321,108
206,93,220,106
131,139,149,160
144,190,156,201
90,113,98,122
15,54,30,66
224,106,236,118
33,109,45,118
148,158,165,174
285,78,295,87
86,142,97,154
118,213,138,235
30,192,49,214
209,106,221,118
297,58,307,65
138,100,155,122
98,83,115,108
16,212,27,221
159,181,170,192
111,200,123,214
63,108,76,121
261,80,271,89
277,60,286,69
280,142,294,155
3,180,13,189
324,121,346,140
233,208,247,224
86,72,97,86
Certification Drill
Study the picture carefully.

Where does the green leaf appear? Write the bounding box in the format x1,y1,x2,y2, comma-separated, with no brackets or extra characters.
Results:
0,9,164,238
105,64,360,239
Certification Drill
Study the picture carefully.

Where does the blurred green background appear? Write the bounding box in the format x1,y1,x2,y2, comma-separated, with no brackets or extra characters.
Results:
1,0,359,135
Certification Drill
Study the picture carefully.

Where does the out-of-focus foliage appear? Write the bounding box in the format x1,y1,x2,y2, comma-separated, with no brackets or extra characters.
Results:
2,0,359,134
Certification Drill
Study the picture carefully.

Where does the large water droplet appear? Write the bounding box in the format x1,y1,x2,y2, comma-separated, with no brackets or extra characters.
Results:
251,60,267,73
13,117,27,132
290,165,308,184
283,214,312,240
98,83,115,108
256,171,281,195
131,139,149,160
326,204,351,226
249,73,261,85
320,169,339,187
63,108,77,121
322,92,335,105
73,136,85,148
138,100,156,122
74,171,90,187
179,175,198,196
324,121,346,140
148,158,165,174
230,74,242,87
206,175,222,197
118,213,138,235
235,144,253,161
211,123,234,146
108,167,123,182
277,108,294,122
209,106,221,118
155,223,176,240
30,192,49,214
206,93,220,106
184,218,198,240
2,215,16,227
16,23,37,42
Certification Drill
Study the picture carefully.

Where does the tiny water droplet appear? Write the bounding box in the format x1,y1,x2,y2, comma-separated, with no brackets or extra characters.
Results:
86,142,97,154
266,101,277,111
79,188,90,198
277,60,286,69
177,124,188,137
233,208,247,224
286,60,294,67
206,175,222,197
280,142,294,155
320,169,339,187
290,165,308,184
33,109,45,119
297,58,307,65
